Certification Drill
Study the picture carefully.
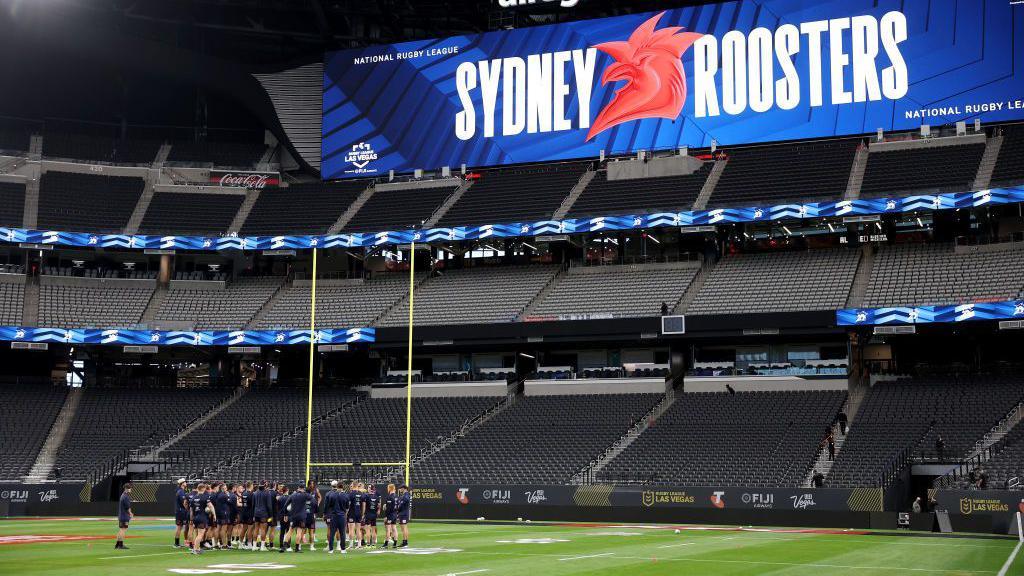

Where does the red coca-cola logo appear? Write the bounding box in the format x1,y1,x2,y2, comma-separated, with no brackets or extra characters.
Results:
213,172,278,189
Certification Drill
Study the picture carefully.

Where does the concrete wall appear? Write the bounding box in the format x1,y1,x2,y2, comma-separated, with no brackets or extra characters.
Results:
684,376,848,393
607,154,704,180
524,377,667,396
371,381,508,398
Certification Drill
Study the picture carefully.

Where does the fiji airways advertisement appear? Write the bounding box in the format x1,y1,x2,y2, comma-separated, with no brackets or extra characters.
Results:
322,0,1024,179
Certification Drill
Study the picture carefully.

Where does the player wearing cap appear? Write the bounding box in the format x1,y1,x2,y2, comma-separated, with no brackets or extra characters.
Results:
173,479,189,548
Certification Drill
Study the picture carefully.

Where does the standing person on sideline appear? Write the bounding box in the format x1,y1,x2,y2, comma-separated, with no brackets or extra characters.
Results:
335,481,350,552
837,410,848,435
190,483,216,555
174,479,190,548
912,497,922,513
303,480,320,551
325,480,347,554
254,482,272,551
364,485,380,547
115,483,133,549
276,484,291,553
347,481,363,549
285,485,307,552
936,435,945,461
382,484,398,548
396,485,412,548
812,470,825,488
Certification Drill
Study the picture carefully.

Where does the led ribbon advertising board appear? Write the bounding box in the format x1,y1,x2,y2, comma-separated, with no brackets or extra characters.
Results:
322,0,1024,179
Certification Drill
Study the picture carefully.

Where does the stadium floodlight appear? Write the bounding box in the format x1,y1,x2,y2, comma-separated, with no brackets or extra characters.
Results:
518,353,535,359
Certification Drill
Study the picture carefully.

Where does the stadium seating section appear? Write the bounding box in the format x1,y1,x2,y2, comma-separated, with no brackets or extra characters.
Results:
530,262,699,319
687,249,860,315
378,265,558,327
981,425,1024,489
343,184,455,232
239,181,365,236
156,276,285,330
0,181,26,227
43,132,161,165
709,140,859,206
825,377,1024,488
859,143,985,197
37,171,145,233
599,391,845,486
567,166,711,218
52,387,232,480
163,387,358,479
258,273,414,330
40,283,154,328
221,397,500,482
139,192,244,235
863,243,1024,307
0,281,25,325
414,394,662,484
437,162,589,226
0,383,67,480
990,124,1024,187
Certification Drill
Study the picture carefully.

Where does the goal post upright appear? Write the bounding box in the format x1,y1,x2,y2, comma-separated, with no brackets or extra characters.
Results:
304,247,319,485
405,239,415,487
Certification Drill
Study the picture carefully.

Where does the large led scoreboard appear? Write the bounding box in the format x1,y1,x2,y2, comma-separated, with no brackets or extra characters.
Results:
322,0,1024,180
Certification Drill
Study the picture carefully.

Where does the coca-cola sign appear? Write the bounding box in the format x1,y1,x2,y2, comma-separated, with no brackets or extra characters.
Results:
210,170,280,190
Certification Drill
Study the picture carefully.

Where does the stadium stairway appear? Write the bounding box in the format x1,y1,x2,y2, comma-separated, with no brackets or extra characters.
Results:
152,386,250,460
29,133,42,159
22,170,39,228
550,168,596,220
690,159,727,210
844,143,869,200
327,181,377,234
423,179,474,228
227,189,262,235
244,279,290,329
973,134,1004,190
124,176,157,234
845,245,876,308
22,274,39,326
674,259,712,314
572,389,675,484
154,142,172,165
23,387,83,483
139,284,169,326
517,266,567,320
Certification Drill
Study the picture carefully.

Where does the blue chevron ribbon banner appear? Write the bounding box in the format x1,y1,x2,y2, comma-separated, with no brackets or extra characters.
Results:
837,301,1024,326
0,187,1022,253
0,327,375,347
322,0,1024,179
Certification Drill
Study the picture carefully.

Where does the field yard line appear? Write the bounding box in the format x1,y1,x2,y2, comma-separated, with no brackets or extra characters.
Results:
558,552,614,561
997,541,1022,576
456,549,997,573
658,542,695,548
98,551,184,560
441,570,489,576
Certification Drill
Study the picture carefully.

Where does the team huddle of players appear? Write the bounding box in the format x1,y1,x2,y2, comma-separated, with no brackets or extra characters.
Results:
172,478,412,555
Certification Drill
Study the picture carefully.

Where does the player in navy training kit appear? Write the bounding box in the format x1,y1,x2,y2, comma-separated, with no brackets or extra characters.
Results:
253,482,272,550
215,483,232,548
382,483,398,548
276,484,291,552
363,485,380,547
396,485,412,547
324,480,347,554
346,482,363,548
304,480,321,550
231,483,244,546
173,479,190,548
115,484,133,549
284,486,307,552
190,483,217,555
240,481,255,548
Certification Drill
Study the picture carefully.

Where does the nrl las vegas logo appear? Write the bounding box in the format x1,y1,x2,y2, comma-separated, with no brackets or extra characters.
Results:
587,11,702,141
345,142,378,169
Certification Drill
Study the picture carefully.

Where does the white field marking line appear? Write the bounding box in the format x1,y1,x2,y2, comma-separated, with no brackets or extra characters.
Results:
99,551,185,560
455,550,997,574
558,552,614,561
440,570,489,576
658,542,695,548
997,541,1022,576
708,533,1011,549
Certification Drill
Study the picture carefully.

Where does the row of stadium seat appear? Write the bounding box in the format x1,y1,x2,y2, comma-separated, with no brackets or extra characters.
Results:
3,130,1013,235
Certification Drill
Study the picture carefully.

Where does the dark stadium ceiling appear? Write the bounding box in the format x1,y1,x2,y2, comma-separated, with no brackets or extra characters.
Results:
21,0,720,64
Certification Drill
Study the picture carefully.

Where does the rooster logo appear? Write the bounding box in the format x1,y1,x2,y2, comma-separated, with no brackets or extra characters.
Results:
586,12,703,141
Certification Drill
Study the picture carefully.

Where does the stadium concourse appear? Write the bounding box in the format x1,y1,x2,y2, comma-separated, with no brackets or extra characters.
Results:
3,0,1024,574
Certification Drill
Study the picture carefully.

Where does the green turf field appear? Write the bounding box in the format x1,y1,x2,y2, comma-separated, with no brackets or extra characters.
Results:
0,517,1020,575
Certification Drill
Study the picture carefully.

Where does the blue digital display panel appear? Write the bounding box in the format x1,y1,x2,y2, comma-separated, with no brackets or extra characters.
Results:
322,0,1024,179
0,327,375,347
837,301,1024,326
1,186,1021,252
